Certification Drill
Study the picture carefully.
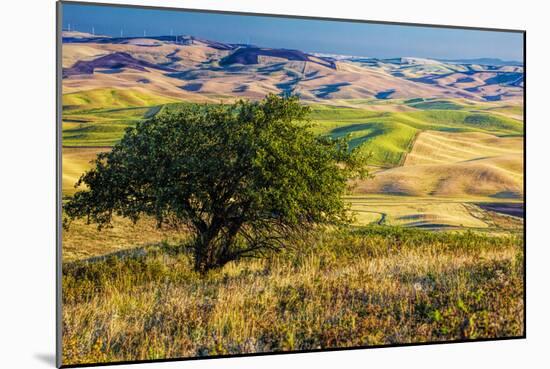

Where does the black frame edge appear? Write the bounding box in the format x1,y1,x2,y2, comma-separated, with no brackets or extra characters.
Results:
56,1,64,368
522,29,527,339
59,335,526,369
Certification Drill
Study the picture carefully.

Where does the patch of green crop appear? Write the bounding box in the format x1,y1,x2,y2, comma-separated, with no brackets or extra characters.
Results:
61,94,523,168
63,88,178,111
394,110,523,135
62,89,179,146
308,104,384,121
62,121,135,146
313,119,418,167
408,100,464,110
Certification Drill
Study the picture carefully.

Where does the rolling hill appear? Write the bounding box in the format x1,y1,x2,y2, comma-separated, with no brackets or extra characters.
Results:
62,88,178,146
354,131,523,198
61,33,524,229
62,34,524,103
63,88,177,110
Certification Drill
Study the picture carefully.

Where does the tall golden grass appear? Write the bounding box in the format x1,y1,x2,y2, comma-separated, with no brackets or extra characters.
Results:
61,227,524,365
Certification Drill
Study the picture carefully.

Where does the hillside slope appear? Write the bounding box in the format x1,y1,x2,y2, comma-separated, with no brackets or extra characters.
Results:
62,34,524,103
355,131,523,198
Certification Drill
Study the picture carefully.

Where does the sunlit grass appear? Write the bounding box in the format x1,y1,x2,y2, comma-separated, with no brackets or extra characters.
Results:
62,226,524,365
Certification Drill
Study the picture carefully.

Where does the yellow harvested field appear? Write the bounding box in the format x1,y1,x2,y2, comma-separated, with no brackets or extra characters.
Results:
62,147,189,261
404,130,523,166
62,215,188,261
355,131,523,198
62,68,210,101
62,44,108,68
64,41,228,69
349,195,522,229
62,147,109,196
356,154,523,197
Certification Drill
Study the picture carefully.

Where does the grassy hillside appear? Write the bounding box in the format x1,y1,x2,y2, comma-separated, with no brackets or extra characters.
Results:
62,226,524,365
485,105,523,118
63,88,178,111
356,155,523,198
403,131,523,166
309,105,383,121
351,129,524,199
398,110,523,134
62,88,177,146
308,103,523,167
407,99,465,110
62,147,108,196
62,99,525,195
328,121,418,166
62,214,189,261
62,95,523,166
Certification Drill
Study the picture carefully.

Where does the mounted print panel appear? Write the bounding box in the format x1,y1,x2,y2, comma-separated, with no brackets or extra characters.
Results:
57,1,525,367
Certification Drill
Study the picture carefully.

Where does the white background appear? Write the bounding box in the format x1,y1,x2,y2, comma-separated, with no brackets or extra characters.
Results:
0,0,548,368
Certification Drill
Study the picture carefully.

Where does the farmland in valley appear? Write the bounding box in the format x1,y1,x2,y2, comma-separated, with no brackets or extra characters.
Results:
59,23,524,365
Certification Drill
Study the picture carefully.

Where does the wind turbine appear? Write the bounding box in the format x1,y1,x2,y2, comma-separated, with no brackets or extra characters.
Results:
171,29,177,43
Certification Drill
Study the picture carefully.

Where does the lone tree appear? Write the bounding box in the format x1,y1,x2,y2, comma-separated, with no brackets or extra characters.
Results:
65,95,368,273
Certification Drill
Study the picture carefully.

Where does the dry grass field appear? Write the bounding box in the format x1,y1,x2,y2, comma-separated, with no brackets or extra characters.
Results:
403,131,522,166
62,215,188,262
62,227,524,364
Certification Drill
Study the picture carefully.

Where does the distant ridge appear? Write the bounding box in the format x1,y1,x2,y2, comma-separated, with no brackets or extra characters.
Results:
61,34,524,102
62,34,236,51
63,52,177,78
438,58,523,66
61,31,109,39
220,47,336,69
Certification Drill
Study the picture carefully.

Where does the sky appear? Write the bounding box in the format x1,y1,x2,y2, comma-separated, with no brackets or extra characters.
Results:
62,3,524,62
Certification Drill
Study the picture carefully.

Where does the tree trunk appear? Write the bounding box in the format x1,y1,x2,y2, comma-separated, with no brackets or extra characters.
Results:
192,222,224,274
192,227,242,274
193,236,214,274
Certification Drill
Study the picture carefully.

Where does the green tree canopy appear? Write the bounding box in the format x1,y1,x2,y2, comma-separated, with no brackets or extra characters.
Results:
65,95,369,273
